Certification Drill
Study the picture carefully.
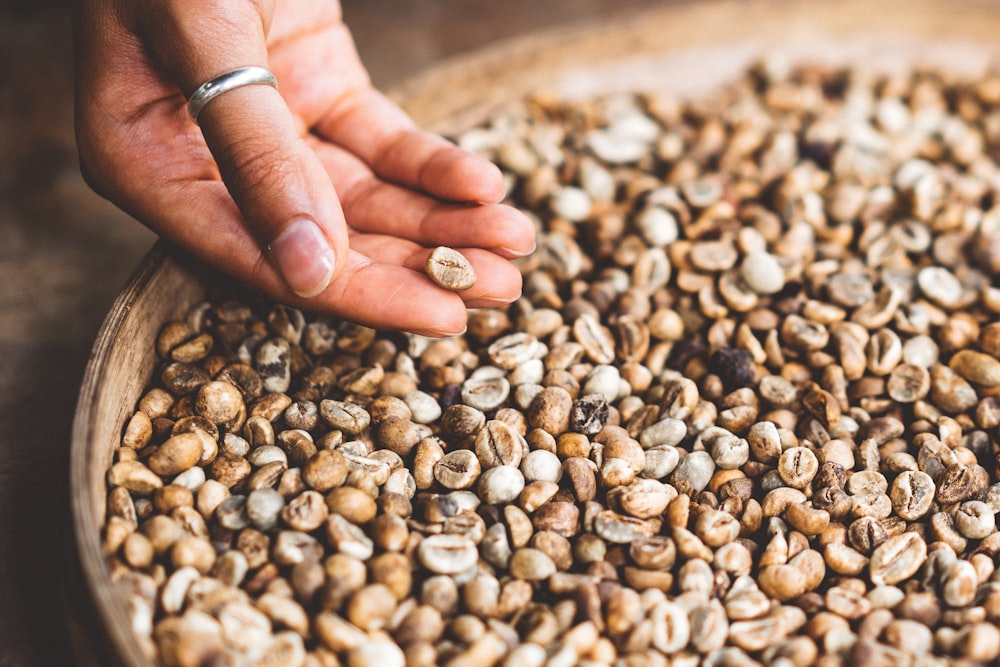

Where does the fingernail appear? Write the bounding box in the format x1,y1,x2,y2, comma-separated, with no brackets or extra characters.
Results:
499,242,536,258
465,296,520,309
410,324,468,338
270,219,336,298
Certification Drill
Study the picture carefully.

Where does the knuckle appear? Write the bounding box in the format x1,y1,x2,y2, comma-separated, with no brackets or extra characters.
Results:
77,152,109,198
76,134,128,202
217,138,295,202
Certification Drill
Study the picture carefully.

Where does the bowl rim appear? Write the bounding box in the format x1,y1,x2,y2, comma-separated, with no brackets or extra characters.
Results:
70,245,214,666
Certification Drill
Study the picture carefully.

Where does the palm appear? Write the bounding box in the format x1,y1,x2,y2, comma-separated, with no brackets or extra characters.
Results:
74,0,532,335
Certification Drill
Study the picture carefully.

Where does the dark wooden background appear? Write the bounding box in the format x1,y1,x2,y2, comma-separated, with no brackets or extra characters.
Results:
0,1,670,664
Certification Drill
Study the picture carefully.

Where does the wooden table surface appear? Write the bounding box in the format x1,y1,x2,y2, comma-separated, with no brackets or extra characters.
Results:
0,1,669,664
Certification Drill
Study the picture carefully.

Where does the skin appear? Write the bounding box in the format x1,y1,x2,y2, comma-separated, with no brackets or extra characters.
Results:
72,0,536,337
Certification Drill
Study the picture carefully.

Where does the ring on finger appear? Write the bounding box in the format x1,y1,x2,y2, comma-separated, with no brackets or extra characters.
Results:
187,66,278,124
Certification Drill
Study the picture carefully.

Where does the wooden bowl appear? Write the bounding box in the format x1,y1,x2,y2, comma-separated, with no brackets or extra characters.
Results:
69,1,1000,663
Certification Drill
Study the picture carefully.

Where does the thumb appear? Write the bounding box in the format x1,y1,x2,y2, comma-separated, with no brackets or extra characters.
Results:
133,1,347,298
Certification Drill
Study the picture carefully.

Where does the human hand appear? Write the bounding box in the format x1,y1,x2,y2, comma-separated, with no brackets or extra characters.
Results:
72,0,535,337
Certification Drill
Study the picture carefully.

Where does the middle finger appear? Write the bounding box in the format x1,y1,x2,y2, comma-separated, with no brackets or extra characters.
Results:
312,139,536,257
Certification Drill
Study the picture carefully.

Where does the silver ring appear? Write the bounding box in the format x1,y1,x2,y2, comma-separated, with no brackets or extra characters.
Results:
187,66,278,124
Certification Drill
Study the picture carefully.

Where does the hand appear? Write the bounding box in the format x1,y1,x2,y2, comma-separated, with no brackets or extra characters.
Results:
72,0,535,337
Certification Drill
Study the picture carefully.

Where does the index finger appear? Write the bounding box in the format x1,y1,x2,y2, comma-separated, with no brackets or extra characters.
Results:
315,88,508,204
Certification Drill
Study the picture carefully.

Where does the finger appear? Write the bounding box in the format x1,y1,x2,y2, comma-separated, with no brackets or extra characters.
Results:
318,253,471,336
119,174,473,337
346,191,536,260
128,1,348,299
264,7,502,205
314,88,508,204
346,236,524,308
312,140,536,257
